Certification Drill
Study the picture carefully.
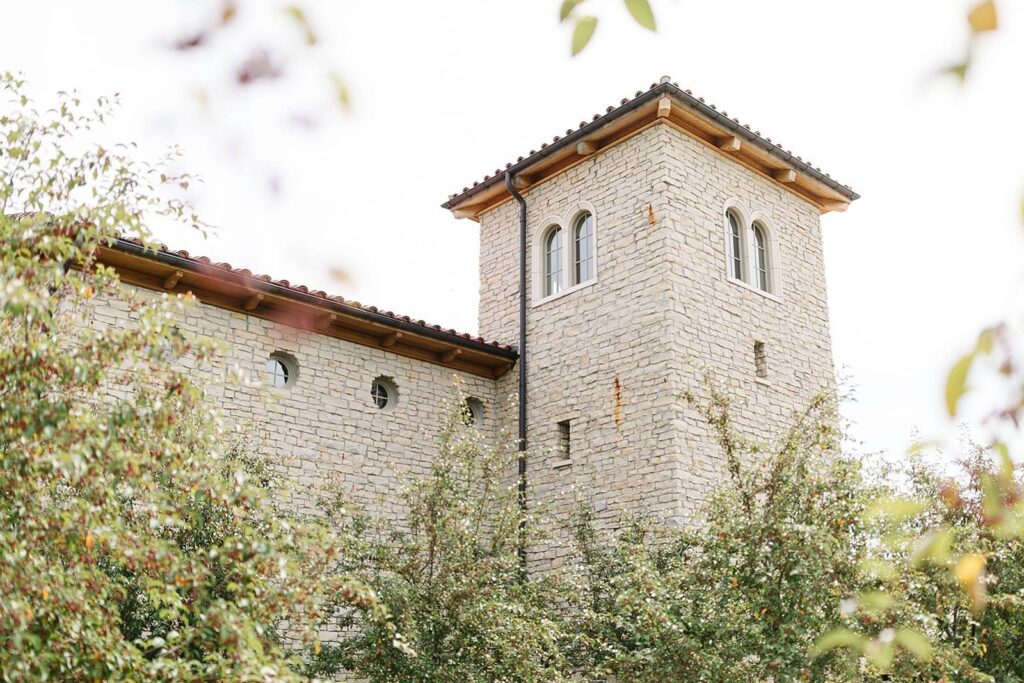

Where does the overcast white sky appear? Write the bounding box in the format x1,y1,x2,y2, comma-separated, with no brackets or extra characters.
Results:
5,0,1024,459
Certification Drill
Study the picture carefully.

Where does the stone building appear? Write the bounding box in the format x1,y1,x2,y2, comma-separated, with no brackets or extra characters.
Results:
91,77,858,566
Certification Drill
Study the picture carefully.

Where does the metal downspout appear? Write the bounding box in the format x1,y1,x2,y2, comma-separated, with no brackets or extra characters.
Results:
504,171,528,570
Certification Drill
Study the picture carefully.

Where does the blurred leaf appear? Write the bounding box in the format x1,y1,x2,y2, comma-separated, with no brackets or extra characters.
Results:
220,0,237,25
981,472,1004,526
955,553,988,613
859,558,899,582
814,628,864,655
992,441,1013,480
624,0,657,31
907,439,940,456
560,0,587,22
942,61,970,82
328,72,351,112
945,352,974,417
858,590,894,612
327,266,351,285
865,637,896,670
967,0,998,33
284,5,317,45
910,528,953,566
863,497,928,524
895,628,933,661
975,326,995,354
572,16,598,55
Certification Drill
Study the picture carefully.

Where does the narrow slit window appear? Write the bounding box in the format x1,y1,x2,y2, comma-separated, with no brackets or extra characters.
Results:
557,420,571,460
573,212,594,285
727,211,744,281
543,226,564,297
752,222,769,292
754,341,768,380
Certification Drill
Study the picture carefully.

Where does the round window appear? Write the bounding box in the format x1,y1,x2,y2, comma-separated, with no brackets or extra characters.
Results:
462,397,484,426
266,352,298,388
371,377,397,410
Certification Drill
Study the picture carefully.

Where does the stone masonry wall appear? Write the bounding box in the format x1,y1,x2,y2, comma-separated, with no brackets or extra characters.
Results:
83,287,504,523
659,124,835,518
479,124,683,568
477,121,835,568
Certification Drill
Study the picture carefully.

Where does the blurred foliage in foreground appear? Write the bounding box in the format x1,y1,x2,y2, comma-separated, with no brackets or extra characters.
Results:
0,73,381,681
816,1,1024,679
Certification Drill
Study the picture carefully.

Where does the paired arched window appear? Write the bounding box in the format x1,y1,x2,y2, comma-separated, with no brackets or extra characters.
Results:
726,210,745,282
543,226,563,297
725,209,775,295
752,222,769,292
573,212,594,285
540,209,596,300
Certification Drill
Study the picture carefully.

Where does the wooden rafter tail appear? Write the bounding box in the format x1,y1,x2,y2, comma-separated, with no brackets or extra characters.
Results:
243,293,264,311
162,270,183,289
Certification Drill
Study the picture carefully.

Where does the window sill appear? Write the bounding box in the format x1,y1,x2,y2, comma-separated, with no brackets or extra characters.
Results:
754,377,773,387
551,458,573,469
727,276,781,303
532,278,598,309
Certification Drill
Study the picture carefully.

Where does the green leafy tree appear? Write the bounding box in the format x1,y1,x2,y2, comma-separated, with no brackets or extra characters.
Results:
309,404,572,682
0,74,375,681
819,442,1024,681
568,385,869,682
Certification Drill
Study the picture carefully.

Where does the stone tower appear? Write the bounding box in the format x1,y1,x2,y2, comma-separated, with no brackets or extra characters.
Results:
442,77,858,566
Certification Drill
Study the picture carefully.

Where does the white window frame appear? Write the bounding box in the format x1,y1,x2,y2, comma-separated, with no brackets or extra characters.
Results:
265,351,299,389
370,376,398,410
532,201,599,307
725,207,748,283
722,200,783,301
748,211,782,298
541,224,564,298
571,211,595,286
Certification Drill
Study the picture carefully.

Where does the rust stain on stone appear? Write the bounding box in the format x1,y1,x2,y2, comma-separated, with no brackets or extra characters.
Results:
614,376,622,428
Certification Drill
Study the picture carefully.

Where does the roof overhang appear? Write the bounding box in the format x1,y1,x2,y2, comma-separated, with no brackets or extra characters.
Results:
442,81,859,221
94,239,518,379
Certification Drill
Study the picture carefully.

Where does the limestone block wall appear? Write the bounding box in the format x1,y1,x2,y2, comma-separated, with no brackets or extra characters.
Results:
658,123,835,515
82,286,504,522
477,121,836,567
479,125,683,567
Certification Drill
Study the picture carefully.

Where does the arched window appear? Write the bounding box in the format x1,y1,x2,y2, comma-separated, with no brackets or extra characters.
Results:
573,212,594,285
543,226,563,297
752,222,769,292
726,210,744,281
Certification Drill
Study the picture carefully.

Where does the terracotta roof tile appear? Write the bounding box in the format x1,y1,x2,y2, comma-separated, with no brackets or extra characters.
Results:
443,76,857,208
113,237,516,353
